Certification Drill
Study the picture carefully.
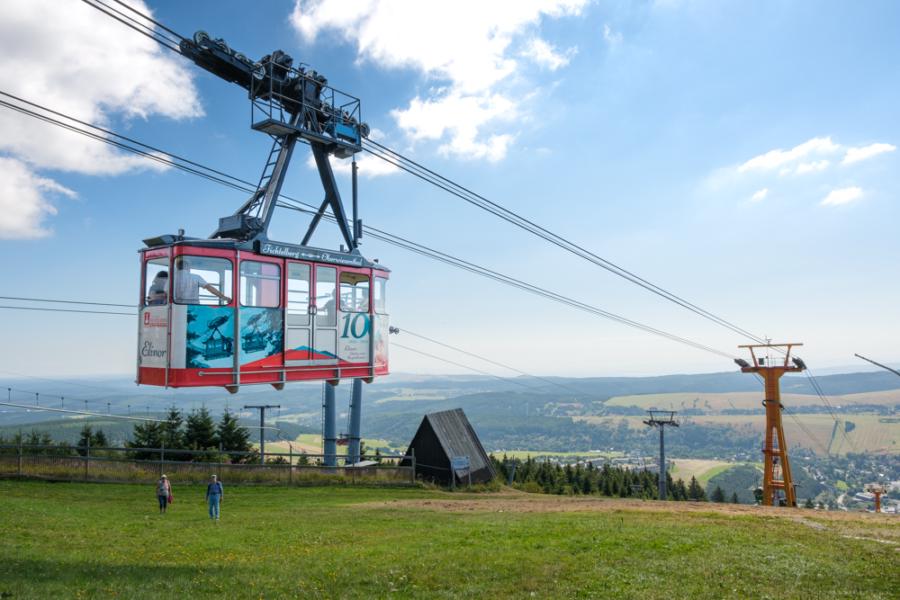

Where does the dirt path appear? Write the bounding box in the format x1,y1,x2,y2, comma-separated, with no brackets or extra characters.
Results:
358,492,899,528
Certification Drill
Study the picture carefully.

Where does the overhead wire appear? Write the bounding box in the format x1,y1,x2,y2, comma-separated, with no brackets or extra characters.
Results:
391,343,548,393
18,5,867,465
82,0,768,347
395,327,609,399
79,0,184,53
803,369,859,453
0,91,737,360
363,139,769,345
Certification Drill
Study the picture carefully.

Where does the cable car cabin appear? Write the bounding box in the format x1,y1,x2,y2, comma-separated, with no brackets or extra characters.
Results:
137,236,390,391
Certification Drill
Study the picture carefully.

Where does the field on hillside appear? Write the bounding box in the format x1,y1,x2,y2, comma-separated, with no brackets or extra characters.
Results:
669,459,735,486
0,481,897,599
605,390,900,411
575,413,900,455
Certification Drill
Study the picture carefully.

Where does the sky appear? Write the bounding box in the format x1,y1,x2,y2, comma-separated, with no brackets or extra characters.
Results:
0,0,898,380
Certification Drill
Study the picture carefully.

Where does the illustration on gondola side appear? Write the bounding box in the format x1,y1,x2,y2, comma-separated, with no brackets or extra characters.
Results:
136,31,390,391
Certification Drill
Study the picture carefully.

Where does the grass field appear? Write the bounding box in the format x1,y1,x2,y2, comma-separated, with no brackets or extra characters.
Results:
496,450,624,460
0,481,897,599
260,434,404,457
576,413,900,455
604,390,900,411
669,459,734,486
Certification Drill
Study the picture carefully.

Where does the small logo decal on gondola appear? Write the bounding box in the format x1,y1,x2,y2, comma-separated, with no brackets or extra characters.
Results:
143,312,167,328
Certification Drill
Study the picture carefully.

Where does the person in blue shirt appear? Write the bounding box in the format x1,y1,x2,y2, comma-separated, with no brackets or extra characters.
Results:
206,474,224,521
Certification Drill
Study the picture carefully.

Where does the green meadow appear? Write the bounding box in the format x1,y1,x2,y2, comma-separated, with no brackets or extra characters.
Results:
0,480,897,599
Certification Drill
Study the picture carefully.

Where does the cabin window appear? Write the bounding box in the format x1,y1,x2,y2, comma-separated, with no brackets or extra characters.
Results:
287,263,310,326
240,261,281,308
144,258,170,306
373,277,387,314
173,256,232,306
315,266,336,327
340,272,370,313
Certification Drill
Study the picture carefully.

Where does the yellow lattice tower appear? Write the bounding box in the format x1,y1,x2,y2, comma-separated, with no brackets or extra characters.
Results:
736,343,805,507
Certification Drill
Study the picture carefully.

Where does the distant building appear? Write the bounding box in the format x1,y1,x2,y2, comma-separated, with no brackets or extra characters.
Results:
400,408,495,486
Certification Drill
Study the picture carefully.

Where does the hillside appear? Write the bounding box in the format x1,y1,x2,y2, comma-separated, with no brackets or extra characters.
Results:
0,481,896,599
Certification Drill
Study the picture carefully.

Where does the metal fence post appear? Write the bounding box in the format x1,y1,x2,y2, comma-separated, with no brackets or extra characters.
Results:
84,442,90,482
16,439,22,478
289,445,293,485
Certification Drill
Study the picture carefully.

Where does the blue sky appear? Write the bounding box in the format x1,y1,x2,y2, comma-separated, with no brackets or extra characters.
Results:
0,0,897,379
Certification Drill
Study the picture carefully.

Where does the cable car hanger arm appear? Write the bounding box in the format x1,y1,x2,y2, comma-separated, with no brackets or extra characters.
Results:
177,31,366,250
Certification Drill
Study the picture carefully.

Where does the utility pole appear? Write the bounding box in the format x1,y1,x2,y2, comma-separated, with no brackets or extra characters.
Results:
643,410,678,500
735,342,805,507
243,404,280,464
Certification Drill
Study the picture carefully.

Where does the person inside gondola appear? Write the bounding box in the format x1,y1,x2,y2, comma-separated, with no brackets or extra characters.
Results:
147,271,168,305
174,258,231,305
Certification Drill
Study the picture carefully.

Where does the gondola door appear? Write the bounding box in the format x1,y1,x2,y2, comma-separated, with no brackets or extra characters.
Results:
312,265,339,367
285,261,313,366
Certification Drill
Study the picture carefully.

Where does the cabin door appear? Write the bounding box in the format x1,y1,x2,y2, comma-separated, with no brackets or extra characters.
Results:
312,265,338,365
284,261,313,365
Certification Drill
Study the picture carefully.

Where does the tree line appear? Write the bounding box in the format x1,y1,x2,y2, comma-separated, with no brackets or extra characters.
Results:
128,407,256,463
491,455,741,503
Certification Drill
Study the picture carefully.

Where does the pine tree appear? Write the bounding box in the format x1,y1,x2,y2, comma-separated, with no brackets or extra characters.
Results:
710,485,726,503
185,407,218,455
687,476,707,501
731,492,739,504
217,408,251,463
160,406,185,448
804,497,815,509
77,425,94,456
92,428,108,448
129,421,162,460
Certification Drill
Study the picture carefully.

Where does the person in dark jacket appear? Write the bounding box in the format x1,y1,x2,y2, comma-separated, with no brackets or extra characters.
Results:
206,474,224,521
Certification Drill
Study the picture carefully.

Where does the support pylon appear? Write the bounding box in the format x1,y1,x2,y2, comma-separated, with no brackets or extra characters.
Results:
735,343,805,507
866,484,885,513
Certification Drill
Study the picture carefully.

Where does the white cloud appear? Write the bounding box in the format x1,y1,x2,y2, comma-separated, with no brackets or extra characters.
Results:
391,92,517,162
290,0,587,161
750,188,768,202
310,153,401,178
522,38,576,71
842,142,896,165
603,24,623,45
821,186,863,207
795,160,830,174
0,0,201,237
738,137,840,173
0,157,75,239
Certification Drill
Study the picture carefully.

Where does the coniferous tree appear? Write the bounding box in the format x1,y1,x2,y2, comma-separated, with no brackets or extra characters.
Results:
804,497,815,509
687,476,707,501
731,492,740,504
129,421,162,460
185,407,218,454
160,407,185,452
710,485,726,503
92,428,108,448
217,409,252,463
77,425,94,456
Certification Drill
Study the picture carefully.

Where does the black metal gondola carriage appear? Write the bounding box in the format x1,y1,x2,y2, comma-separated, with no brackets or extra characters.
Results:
137,32,390,392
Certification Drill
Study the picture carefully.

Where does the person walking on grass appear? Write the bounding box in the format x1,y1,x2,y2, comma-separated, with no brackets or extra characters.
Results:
156,474,172,514
206,474,224,521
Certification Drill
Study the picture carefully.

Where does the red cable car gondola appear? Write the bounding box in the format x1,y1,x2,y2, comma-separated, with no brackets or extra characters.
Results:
136,32,389,392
